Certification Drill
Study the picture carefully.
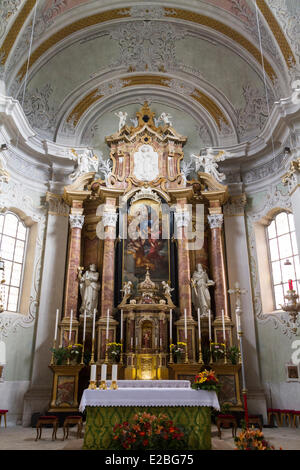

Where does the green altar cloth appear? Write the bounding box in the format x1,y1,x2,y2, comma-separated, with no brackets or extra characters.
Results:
83,405,211,450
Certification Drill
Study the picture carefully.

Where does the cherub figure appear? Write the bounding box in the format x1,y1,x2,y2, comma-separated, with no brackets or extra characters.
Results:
191,147,227,183
159,112,173,126
69,148,98,181
115,111,128,131
162,280,174,297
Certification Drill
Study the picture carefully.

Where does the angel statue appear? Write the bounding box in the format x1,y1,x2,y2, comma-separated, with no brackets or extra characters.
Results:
115,111,128,131
191,264,215,316
78,264,101,318
162,280,174,297
191,147,227,183
69,148,99,181
121,280,133,297
159,112,173,126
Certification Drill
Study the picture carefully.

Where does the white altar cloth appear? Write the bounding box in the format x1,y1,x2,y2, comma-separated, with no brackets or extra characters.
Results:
105,380,191,388
79,388,220,412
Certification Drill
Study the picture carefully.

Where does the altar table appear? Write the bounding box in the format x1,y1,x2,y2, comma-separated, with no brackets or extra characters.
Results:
80,381,219,450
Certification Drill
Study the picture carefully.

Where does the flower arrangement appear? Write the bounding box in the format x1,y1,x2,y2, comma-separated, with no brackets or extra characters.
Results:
234,428,277,450
112,412,186,450
210,342,225,361
192,369,221,392
107,342,122,362
67,343,83,364
50,344,83,365
170,342,186,362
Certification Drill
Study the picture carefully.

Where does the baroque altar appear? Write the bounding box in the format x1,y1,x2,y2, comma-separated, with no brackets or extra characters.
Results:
51,102,242,411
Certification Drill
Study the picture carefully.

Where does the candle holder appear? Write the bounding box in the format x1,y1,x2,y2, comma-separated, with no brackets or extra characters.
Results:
50,339,56,365
90,338,95,365
169,339,174,364
88,380,97,390
119,342,123,365
223,342,228,365
209,341,213,365
99,380,107,390
280,289,300,334
198,339,204,365
184,340,189,364
80,340,85,365
110,381,118,390
105,341,109,363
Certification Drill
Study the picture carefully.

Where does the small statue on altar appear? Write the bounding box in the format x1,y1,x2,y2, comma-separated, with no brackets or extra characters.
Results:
78,264,101,317
162,280,174,297
121,280,133,297
115,111,128,131
191,264,215,316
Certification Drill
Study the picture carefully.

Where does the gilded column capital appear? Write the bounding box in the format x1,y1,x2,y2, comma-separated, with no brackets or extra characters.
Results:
69,214,85,229
207,214,224,229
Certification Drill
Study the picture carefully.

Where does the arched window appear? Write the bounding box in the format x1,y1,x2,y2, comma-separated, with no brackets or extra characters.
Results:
0,212,28,312
267,212,300,310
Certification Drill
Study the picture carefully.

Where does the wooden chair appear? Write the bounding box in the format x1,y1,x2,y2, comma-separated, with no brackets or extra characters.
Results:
63,416,83,440
35,416,59,441
216,414,238,439
0,410,8,427
267,408,281,426
281,410,294,427
292,411,300,428
248,415,263,430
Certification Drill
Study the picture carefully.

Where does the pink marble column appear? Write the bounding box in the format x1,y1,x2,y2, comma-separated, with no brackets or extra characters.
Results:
100,201,118,318
174,206,192,319
63,213,84,318
208,213,229,319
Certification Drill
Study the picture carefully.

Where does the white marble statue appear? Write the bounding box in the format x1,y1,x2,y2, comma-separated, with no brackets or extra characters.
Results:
69,148,99,181
97,152,112,185
133,144,159,181
191,263,215,315
159,112,173,126
181,160,194,186
115,111,128,131
122,280,133,297
191,148,226,182
162,281,174,297
78,264,101,317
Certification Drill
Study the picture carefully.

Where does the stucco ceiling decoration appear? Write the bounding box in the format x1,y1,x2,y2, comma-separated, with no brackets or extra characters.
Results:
6,5,280,84
65,75,229,130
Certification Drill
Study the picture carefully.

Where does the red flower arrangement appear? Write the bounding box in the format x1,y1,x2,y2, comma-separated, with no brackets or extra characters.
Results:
234,428,279,450
112,412,186,450
192,369,221,392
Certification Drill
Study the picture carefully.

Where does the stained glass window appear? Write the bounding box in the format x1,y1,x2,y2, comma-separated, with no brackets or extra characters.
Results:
267,212,299,310
0,212,28,312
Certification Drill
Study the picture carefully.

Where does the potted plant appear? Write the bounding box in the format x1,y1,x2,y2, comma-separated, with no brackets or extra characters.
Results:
170,342,187,363
67,343,83,364
107,342,122,363
234,428,278,450
226,346,240,365
50,346,69,365
191,369,221,392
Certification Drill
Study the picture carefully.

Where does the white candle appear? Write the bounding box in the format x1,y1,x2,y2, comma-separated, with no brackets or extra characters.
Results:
236,314,240,338
83,309,87,342
197,308,201,341
222,309,226,342
235,281,240,289
184,308,187,340
92,309,96,340
101,364,107,381
106,309,110,340
120,310,123,342
54,309,59,342
169,309,172,339
90,364,96,382
112,364,118,382
69,310,73,342
208,309,212,341
0,340,6,365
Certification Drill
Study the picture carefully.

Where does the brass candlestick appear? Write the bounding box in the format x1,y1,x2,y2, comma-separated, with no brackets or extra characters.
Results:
184,340,189,364
105,341,109,363
88,380,97,390
224,342,228,364
119,342,123,365
50,339,56,365
90,337,95,365
198,338,204,365
110,381,118,390
80,340,85,365
99,380,107,390
169,340,174,364
209,341,213,365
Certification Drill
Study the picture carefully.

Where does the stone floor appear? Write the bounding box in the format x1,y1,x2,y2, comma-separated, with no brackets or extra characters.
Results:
0,424,299,450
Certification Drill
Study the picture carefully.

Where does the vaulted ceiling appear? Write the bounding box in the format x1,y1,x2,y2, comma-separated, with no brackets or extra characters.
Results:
1,0,299,158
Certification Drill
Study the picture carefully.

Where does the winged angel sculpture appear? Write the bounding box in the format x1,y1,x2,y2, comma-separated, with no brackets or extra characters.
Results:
69,148,99,181
191,147,229,183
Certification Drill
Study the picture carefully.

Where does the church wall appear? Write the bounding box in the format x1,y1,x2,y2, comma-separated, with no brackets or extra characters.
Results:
245,183,300,413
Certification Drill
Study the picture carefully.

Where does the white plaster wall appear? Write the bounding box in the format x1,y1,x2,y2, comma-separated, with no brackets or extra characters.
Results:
0,381,30,425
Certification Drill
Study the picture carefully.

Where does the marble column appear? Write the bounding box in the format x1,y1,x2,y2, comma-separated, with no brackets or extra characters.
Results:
63,213,85,319
22,193,69,425
207,212,229,319
174,208,192,319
